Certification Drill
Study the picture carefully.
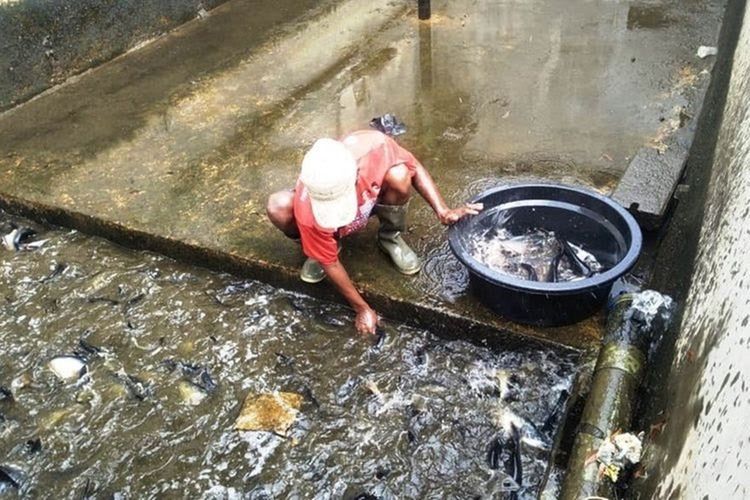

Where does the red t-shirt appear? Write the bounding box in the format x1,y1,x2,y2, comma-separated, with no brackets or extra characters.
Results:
293,130,421,265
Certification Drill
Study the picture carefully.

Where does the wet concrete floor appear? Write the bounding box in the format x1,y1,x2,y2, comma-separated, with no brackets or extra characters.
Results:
0,0,726,349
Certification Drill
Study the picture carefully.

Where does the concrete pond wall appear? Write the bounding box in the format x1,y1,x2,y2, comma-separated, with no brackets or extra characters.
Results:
0,0,228,111
635,0,750,497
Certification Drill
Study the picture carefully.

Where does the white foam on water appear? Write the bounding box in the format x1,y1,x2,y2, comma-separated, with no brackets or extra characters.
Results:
631,290,675,329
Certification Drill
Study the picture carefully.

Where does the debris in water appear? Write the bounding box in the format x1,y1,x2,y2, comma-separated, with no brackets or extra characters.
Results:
594,431,644,482
10,373,31,392
234,392,303,436
48,356,87,381
696,45,717,58
162,359,218,393
630,290,675,330
349,493,378,500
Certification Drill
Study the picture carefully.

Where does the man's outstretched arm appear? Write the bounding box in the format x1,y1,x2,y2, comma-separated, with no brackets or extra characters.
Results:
322,261,378,335
412,164,483,225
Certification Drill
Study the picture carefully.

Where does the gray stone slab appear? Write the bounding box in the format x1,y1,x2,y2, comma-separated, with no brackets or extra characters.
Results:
612,144,688,229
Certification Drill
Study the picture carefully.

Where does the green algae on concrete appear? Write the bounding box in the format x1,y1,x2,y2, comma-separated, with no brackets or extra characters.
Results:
0,0,727,350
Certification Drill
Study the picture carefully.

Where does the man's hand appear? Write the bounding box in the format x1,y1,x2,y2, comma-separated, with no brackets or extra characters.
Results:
354,305,379,335
322,261,380,337
439,203,484,225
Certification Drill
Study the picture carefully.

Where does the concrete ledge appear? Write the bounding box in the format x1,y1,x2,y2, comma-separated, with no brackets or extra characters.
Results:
612,80,709,230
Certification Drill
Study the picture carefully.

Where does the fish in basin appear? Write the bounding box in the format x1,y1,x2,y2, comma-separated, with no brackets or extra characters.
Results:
471,227,605,283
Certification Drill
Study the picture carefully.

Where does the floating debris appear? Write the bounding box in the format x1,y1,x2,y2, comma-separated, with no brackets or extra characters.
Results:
696,45,718,58
234,392,303,436
48,356,87,381
10,373,31,392
594,431,644,482
162,359,218,393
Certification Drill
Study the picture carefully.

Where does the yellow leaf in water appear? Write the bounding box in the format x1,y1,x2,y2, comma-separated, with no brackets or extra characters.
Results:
234,392,303,435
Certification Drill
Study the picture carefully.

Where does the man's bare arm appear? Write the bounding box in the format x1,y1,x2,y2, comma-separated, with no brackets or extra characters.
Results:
322,261,378,335
412,164,483,225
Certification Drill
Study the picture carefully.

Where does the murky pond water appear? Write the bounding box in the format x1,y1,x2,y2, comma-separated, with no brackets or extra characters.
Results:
0,211,577,498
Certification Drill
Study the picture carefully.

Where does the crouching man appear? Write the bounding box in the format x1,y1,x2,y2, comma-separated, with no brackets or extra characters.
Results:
267,130,482,335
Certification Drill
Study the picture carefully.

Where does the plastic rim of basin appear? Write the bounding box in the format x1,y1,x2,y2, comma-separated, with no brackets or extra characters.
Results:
448,183,643,296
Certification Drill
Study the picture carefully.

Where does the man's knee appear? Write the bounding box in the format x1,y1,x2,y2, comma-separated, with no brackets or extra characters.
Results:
383,164,413,201
266,191,294,227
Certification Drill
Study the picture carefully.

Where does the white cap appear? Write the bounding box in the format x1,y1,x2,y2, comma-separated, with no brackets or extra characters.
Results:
299,138,358,229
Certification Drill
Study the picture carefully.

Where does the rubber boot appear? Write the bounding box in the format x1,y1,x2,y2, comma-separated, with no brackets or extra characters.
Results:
299,241,342,284
300,258,325,284
374,203,421,275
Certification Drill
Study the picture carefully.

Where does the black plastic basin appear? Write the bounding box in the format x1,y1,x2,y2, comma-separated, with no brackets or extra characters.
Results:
448,184,642,326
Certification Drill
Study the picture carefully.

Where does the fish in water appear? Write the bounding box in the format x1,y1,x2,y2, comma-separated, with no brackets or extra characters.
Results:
0,464,24,490
486,421,523,498
162,359,218,393
275,352,294,367
25,438,42,454
546,239,566,282
372,326,386,350
561,240,593,277
0,386,12,403
48,355,87,381
541,389,570,436
113,370,152,401
1,224,38,252
73,338,106,360
519,262,538,281
40,263,67,284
